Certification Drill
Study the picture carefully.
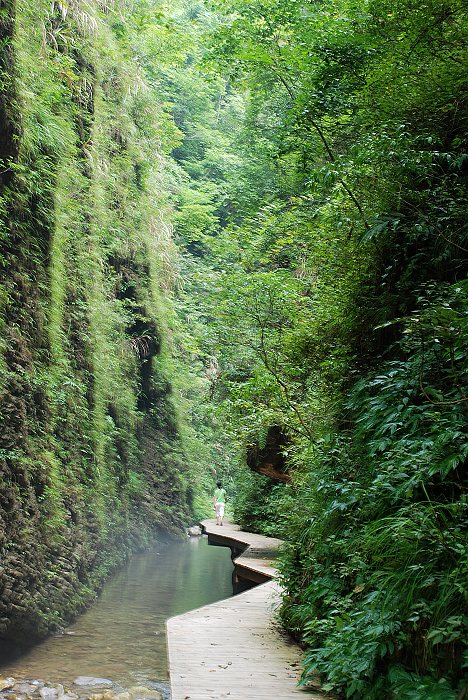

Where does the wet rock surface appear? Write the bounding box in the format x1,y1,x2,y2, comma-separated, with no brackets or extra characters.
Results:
73,680,113,689
0,677,167,700
187,526,202,537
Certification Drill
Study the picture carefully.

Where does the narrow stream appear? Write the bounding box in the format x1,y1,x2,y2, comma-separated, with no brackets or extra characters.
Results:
0,536,233,694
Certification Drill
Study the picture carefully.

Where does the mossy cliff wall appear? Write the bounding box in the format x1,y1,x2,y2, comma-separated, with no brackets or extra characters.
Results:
0,0,189,642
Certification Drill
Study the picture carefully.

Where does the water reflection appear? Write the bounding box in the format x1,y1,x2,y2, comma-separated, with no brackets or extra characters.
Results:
0,536,233,686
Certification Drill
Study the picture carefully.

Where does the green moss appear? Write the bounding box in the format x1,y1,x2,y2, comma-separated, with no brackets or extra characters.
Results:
0,0,193,643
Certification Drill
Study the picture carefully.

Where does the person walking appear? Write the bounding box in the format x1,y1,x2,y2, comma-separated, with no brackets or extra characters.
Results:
213,481,227,526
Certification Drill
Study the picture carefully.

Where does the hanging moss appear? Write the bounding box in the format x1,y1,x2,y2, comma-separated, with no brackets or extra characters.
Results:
0,0,190,643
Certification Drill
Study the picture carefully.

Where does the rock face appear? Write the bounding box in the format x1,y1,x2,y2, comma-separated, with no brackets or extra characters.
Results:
0,0,191,645
246,426,290,482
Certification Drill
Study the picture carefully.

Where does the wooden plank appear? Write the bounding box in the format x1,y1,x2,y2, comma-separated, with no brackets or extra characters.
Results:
167,521,325,699
200,519,283,552
167,581,321,699
200,519,282,582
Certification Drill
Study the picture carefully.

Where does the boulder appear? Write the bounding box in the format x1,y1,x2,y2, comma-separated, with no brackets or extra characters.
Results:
187,526,202,536
14,684,37,696
0,680,15,693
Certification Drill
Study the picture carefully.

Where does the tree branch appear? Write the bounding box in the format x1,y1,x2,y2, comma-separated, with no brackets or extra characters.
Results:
270,66,369,229
257,325,314,438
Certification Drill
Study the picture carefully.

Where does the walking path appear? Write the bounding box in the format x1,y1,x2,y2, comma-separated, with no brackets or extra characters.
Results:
166,520,323,700
200,519,282,584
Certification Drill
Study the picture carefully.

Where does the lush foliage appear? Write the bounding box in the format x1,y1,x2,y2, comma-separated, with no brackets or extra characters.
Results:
1,0,466,695
0,0,207,640
149,0,468,697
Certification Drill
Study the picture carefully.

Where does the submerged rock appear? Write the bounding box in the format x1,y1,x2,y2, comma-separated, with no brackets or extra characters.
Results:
0,678,167,700
14,683,37,695
128,689,162,700
0,680,16,693
39,685,65,699
72,679,112,689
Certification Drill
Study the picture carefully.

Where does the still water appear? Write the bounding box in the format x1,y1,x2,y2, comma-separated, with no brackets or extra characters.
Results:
0,536,233,688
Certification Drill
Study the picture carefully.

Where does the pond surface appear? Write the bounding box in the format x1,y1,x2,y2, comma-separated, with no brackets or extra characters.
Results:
0,536,233,690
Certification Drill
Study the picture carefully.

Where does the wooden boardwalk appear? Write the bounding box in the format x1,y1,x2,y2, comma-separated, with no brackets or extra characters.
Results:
166,520,323,700
200,519,282,584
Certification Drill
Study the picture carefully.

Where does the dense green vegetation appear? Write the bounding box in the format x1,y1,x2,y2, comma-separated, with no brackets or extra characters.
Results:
0,0,212,642
150,0,467,697
1,0,466,697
